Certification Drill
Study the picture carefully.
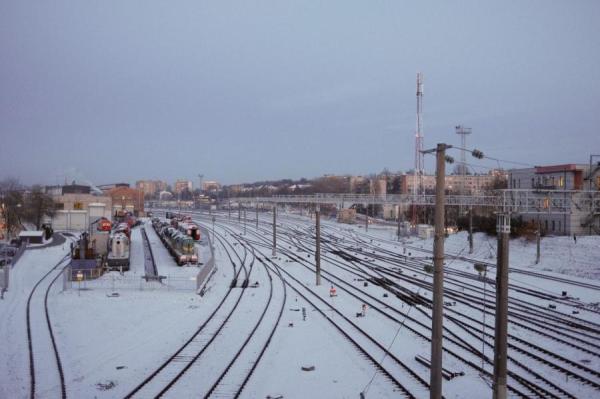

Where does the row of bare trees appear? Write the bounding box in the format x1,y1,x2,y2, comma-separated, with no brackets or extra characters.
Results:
0,178,56,240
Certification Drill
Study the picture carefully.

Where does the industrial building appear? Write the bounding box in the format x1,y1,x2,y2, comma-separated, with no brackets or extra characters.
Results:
508,163,600,235
48,184,113,231
107,185,145,217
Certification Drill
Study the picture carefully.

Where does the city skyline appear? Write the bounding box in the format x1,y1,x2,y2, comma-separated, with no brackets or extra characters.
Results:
1,2,599,186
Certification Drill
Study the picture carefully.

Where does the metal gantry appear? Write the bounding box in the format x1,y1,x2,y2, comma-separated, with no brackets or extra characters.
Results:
237,190,600,216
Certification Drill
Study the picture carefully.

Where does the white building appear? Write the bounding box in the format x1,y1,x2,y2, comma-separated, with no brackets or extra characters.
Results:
508,163,600,235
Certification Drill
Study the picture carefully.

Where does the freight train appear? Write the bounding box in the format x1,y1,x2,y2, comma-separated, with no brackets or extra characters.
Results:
152,218,198,266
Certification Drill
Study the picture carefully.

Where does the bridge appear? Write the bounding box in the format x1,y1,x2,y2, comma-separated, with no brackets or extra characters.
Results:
236,189,600,215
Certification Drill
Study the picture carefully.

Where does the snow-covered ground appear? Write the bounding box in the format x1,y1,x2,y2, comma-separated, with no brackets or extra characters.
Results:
1,212,599,398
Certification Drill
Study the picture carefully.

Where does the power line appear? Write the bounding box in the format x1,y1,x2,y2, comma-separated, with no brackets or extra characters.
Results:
451,146,534,167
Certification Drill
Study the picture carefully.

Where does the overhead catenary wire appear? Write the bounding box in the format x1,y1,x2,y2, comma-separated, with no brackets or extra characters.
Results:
361,240,470,397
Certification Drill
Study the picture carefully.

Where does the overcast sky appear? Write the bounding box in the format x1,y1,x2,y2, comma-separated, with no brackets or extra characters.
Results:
1,1,599,187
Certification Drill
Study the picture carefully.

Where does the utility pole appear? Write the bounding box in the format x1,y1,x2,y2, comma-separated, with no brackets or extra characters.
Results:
468,207,474,254
228,200,231,220
397,208,402,241
315,204,321,286
211,215,215,249
365,203,369,232
243,210,246,235
238,203,241,222
272,205,277,257
493,212,510,399
535,220,541,264
256,202,259,229
430,143,448,399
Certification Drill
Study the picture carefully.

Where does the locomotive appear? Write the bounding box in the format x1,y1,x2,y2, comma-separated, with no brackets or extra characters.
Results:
152,218,198,266
178,222,201,241
107,232,131,270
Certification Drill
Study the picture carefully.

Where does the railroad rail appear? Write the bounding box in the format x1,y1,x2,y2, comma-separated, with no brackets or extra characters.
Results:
26,254,70,399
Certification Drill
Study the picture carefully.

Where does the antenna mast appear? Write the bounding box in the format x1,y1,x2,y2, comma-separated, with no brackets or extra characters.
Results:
412,72,425,225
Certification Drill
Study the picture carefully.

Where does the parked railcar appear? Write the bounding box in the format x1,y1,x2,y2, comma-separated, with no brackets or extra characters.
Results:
107,232,131,270
152,219,198,266
162,227,198,265
178,222,201,241
114,223,131,239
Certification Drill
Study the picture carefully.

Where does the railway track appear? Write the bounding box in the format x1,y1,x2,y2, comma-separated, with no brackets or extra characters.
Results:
26,253,71,399
127,216,286,399
249,214,600,397
125,232,249,398
153,208,600,397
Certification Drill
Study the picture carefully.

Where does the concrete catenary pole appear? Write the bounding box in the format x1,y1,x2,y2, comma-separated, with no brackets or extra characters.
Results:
469,207,474,254
272,205,277,257
535,220,541,264
365,203,369,232
256,202,259,229
243,210,246,235
493,212,510,399
397,208,402,241
315,204,321,286
228,200,231,220
238,202,241,222
430,143,447,399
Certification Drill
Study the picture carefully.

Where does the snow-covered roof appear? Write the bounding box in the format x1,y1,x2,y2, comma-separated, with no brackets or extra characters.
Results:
18,231,44,237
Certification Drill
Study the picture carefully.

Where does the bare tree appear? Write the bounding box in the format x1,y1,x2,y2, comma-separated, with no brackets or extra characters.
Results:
23,185,56,229
0,178,25,240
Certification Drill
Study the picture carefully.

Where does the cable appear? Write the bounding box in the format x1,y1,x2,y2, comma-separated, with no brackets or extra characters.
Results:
452,146,534,167
362,239,470,396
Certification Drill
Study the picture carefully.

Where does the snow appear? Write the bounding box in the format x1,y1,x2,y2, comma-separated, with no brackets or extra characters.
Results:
1,211,599,398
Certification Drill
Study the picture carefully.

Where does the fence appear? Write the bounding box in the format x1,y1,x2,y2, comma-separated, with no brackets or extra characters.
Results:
63,267,197,292
10,242,27,266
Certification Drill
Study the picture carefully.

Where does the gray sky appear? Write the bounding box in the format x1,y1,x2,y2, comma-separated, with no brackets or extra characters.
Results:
1,1,599,187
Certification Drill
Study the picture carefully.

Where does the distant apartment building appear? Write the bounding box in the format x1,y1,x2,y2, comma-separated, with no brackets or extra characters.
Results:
202,180,221,192
136,180,167,196
370,178,387,196
174,180,193,194
402,171,505,195
508,163,600,235
349,176,367,192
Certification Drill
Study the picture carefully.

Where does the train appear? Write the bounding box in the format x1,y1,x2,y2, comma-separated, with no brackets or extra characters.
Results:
152,218,198,266
114,222,131,239
106,231,131,270
166,213,201,241
178,222,201,241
